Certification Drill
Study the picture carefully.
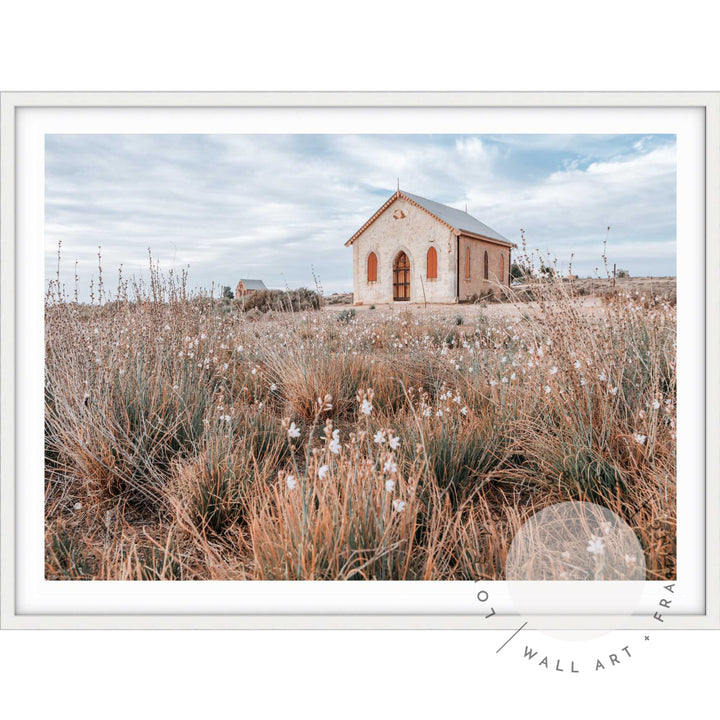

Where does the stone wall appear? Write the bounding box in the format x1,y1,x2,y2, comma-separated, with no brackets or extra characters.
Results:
352,197,457,305
458,234,511,300
350,197,512,304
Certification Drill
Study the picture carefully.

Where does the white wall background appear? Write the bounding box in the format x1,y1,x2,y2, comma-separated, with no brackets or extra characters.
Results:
2,2,718,719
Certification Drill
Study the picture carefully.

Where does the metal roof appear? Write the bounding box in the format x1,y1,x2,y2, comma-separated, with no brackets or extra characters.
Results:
401,191,511,244
237,279,267,290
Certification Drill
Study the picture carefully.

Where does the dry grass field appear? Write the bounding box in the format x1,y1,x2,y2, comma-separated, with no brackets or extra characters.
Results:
44,271,676,581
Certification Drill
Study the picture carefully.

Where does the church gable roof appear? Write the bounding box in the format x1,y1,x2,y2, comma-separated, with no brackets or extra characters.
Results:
401,191,511,245
345,190,512,247
237,279,267,290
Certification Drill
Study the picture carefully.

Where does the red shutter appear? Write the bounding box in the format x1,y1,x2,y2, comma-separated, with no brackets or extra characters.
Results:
367,252,378,282
427,246,438,279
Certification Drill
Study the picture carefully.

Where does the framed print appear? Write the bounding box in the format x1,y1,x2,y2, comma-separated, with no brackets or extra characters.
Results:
1,92,718,629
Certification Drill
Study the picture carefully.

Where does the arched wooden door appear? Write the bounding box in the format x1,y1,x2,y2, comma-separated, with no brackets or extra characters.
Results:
393,251,410,301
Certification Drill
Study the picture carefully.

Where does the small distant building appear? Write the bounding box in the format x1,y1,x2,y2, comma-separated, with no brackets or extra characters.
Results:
235,279,267,297
346,189,514,305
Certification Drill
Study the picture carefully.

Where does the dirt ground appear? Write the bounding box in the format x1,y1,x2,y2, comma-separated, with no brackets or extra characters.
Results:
323,277,676,321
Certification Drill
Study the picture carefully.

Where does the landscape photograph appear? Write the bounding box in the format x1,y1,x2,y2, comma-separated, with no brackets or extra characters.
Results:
44,133,677,581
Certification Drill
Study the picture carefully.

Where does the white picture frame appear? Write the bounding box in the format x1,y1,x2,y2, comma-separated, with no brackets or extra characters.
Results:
1,91,718,629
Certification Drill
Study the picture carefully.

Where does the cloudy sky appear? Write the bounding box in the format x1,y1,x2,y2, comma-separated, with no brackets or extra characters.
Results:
45,133,676,298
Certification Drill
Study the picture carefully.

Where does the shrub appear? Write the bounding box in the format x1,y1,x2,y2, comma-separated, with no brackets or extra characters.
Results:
337,308,356,324
239,288,322,313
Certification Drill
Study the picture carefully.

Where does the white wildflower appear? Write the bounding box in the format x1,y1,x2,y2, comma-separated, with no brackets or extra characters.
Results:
73,502,82,511
544,385,551,395
318,464,329,480
373,430,386,445
286,475,298,490
634,434,647,445
288,422,301,439
388,434,400,450
329,429,341,454
360,399,373,415
383,457,398,474
385,479,395,493
393,499,406,513
652,399,661,410
550,366,558,375
586,535,605,555
460,406,468,416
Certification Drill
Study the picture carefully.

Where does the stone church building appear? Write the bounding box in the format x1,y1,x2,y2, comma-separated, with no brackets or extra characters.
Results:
346,189,514,305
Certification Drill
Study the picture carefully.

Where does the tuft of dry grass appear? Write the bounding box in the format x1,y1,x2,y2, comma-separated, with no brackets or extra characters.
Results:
248,420,427,580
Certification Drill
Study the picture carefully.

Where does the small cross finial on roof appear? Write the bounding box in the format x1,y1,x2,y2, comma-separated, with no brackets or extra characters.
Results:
397,178,400,191
465,202,468,213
